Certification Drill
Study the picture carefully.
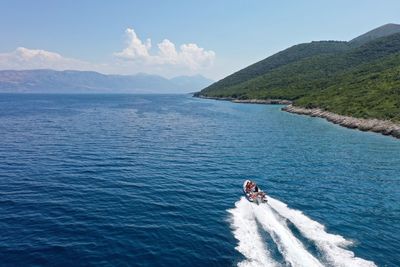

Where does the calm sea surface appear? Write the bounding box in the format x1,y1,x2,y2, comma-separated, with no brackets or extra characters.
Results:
0,94,399,267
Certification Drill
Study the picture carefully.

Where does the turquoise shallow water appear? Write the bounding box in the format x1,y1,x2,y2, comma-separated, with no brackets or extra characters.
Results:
0,94,399,266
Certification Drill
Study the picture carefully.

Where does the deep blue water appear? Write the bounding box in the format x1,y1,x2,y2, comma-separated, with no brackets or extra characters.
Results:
0,94,399,267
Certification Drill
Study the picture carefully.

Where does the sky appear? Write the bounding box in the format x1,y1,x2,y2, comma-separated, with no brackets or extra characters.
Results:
0,0,399,80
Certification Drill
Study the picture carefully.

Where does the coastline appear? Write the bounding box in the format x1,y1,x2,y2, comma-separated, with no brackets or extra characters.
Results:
195,95,292,105
283,105,400,139
194,95,400,139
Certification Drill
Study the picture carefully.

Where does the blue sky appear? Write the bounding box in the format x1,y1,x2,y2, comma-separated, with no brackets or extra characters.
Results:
0,0,399,79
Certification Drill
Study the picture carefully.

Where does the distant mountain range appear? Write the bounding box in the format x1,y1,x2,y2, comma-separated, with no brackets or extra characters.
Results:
0,70,213,93
195,23,400,122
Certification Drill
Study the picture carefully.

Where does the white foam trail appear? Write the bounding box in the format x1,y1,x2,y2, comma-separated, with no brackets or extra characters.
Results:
268,197,377,267
228,198,278,267
252,202,323,267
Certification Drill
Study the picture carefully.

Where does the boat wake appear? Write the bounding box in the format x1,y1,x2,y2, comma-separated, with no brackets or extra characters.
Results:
228,197,376,267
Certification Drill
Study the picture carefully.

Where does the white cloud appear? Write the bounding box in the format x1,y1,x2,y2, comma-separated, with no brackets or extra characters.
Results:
0,47,96,71
179,43,215,70
0,27,216,78
157,39,178,63
113,28,151,60
114,27,215,70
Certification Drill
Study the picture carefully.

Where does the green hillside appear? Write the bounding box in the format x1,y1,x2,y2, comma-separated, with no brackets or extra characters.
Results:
296,53,400,122
200,41,351,93
196,24,400,122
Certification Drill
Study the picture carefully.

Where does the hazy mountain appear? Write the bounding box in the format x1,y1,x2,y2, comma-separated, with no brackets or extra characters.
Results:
195,24,400,122
0,70,213,93
170,75,214,93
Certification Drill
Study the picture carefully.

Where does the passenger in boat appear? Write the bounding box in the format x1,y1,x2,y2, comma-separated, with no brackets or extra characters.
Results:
247,181,258,192
254,184,259,192
245,181,252,193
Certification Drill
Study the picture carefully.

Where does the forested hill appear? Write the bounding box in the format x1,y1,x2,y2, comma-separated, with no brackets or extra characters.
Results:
195,24,400,122
200,41,351,92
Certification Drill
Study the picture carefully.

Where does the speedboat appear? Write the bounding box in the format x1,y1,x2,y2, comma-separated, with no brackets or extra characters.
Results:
243,180,268,204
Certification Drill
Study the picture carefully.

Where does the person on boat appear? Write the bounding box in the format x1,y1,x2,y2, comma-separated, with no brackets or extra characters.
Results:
247,181,258,192
245,181,252,193
254,184,259,192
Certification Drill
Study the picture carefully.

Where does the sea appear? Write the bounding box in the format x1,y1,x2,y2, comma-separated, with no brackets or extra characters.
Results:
0,94,399,267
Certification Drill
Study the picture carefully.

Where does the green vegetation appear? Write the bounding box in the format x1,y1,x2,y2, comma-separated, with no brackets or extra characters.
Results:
296,53,400,122
199,41,351,95
196,27,400,122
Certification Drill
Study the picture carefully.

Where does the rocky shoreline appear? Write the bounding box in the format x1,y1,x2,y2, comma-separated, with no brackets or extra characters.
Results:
232,99,293,105
283,105,400,139
195,95,292,105
194,95,400,139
